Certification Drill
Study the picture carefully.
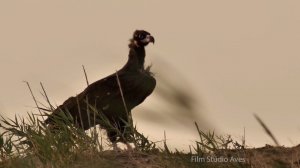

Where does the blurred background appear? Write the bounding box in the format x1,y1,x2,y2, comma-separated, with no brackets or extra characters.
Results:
1,0,300,150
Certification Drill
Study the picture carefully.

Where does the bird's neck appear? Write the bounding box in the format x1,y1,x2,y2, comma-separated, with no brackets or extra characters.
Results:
122,45,145,71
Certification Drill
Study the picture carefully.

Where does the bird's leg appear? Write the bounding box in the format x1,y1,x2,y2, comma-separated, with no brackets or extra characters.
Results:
125,142,133,151
112,143,121,152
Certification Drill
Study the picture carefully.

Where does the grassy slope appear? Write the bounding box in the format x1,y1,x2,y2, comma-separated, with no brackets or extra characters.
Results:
2,145,300,168
1,112,300,168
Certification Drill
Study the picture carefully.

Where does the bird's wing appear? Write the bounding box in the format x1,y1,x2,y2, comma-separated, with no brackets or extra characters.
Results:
45,73,118,123
78,70,156,110
45,71,156,125
111,71,156,108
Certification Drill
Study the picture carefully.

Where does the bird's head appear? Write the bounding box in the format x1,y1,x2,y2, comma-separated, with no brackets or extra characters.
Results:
130,30,155,48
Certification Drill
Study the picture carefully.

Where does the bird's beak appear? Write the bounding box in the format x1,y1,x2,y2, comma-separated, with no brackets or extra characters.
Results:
146,35,155,44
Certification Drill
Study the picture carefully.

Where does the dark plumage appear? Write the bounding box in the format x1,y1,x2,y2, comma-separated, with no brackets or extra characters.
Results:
45,30,156,144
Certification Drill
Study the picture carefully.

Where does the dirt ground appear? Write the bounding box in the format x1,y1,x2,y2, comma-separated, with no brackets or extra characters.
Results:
69,144,300,168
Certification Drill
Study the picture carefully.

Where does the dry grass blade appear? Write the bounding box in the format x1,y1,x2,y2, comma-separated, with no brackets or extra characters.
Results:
254,113,279,146
24,81,44,121
164,130,170,154
115,71,129,116
86,96,91,129
76,95,84,130
40,82,54,111
82,65,89,86
242,127,246,148
24,81,41,113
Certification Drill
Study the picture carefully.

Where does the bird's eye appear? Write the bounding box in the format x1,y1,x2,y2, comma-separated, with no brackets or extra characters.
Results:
138,34,145,39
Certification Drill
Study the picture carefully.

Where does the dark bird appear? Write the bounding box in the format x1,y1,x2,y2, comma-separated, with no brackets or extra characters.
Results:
45,30,156,146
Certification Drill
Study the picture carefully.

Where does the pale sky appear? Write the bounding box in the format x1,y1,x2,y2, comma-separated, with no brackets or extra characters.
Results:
1,1,300,149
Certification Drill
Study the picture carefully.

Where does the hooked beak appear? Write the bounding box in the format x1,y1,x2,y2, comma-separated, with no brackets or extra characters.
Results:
146,35,155,44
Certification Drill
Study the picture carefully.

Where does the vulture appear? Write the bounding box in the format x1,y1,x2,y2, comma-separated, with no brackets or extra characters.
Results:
45,30,156,146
